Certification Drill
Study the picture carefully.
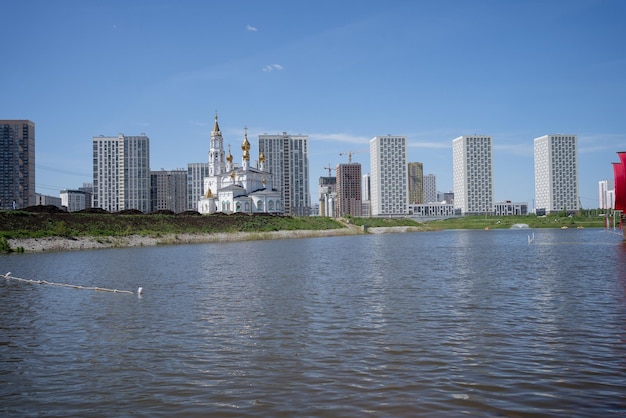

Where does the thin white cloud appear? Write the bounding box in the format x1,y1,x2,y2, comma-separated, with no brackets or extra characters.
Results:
313,133,453,149
578,133,626,154
408,141,450,149
310,132,370,145
579,145,616,154
262,64,283,72
246,25,258,32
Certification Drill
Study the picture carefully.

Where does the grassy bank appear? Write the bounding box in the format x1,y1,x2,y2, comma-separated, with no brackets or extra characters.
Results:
0,209,348,240
0,209,427,252
424,214,608,230
0,208,610,251
0,208,608,240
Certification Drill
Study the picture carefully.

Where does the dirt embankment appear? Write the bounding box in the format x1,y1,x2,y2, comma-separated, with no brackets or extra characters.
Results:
7,229,367,252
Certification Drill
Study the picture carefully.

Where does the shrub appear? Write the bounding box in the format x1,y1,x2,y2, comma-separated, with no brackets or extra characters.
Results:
52,221,71,237
0,236,12,252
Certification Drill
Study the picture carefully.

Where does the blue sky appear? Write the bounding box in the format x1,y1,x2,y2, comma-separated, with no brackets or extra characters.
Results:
2,0,625,209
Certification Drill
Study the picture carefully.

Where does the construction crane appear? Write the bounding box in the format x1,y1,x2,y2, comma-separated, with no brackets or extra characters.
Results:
339,149,367,163
323,164,335,177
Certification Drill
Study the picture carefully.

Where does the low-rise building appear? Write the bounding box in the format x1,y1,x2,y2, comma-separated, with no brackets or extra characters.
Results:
60,189,89,212
409,203,457,219
35,193,62,209
494,201,528,216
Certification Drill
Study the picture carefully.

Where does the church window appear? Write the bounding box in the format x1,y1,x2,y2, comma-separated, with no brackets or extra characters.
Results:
245,202,250,211
236,202,241,212
258,200,264,211
268,201,274,211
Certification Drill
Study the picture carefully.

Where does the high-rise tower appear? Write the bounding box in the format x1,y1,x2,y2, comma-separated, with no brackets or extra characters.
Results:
534,134,579,214
0,120,35,209
258,132,310,216
187,163,209,210
370,135,408,216
408,162,424,204
423,174,437,204
92,133,150,212
336,162,362,216
452,135,494,215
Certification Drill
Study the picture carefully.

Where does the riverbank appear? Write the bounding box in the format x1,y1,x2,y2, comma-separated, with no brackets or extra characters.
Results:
6,225,427,253
1,208,609,253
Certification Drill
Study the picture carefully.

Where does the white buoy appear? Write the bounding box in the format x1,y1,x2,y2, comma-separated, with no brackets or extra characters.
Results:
137,287,143,296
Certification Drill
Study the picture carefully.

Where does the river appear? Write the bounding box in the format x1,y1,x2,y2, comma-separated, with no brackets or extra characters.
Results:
1,228,626,417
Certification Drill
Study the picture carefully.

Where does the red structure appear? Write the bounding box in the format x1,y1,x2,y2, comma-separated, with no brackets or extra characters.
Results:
612,152,626,232
613,152,626,211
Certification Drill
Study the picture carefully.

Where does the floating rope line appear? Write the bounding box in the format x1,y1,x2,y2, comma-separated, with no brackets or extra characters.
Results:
1,272,141,295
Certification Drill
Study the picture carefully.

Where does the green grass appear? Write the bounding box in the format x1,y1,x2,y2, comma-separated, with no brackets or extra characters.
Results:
423,214,608,230
345,216,422,228
0,210,612,242
0,212,351,239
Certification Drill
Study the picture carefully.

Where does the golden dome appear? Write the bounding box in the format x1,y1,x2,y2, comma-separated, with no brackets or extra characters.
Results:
204,188,213,198
230,170,235,179
259,151,266,163
226,144,233,163
241,127,251,161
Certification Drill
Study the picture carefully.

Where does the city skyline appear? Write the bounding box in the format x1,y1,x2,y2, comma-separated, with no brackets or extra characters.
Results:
1,1,625,209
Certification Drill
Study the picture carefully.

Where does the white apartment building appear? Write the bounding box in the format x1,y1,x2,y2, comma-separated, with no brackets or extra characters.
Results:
534,134,579,214
258,132,311,216
423,174,437,203
362,173,371,201
452,135,494,215
370,135,408,216
60,189,89,212
598,180,615,210
362,173,371,217
187,163,209,210
92,134,150,212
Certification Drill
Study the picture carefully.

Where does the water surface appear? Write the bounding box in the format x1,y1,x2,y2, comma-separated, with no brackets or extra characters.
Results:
1,229,626,416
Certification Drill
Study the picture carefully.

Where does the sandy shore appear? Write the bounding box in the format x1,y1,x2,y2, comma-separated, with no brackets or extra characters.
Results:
6,225,425,253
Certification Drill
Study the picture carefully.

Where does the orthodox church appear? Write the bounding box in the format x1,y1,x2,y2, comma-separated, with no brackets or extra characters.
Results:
197,115,283,214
